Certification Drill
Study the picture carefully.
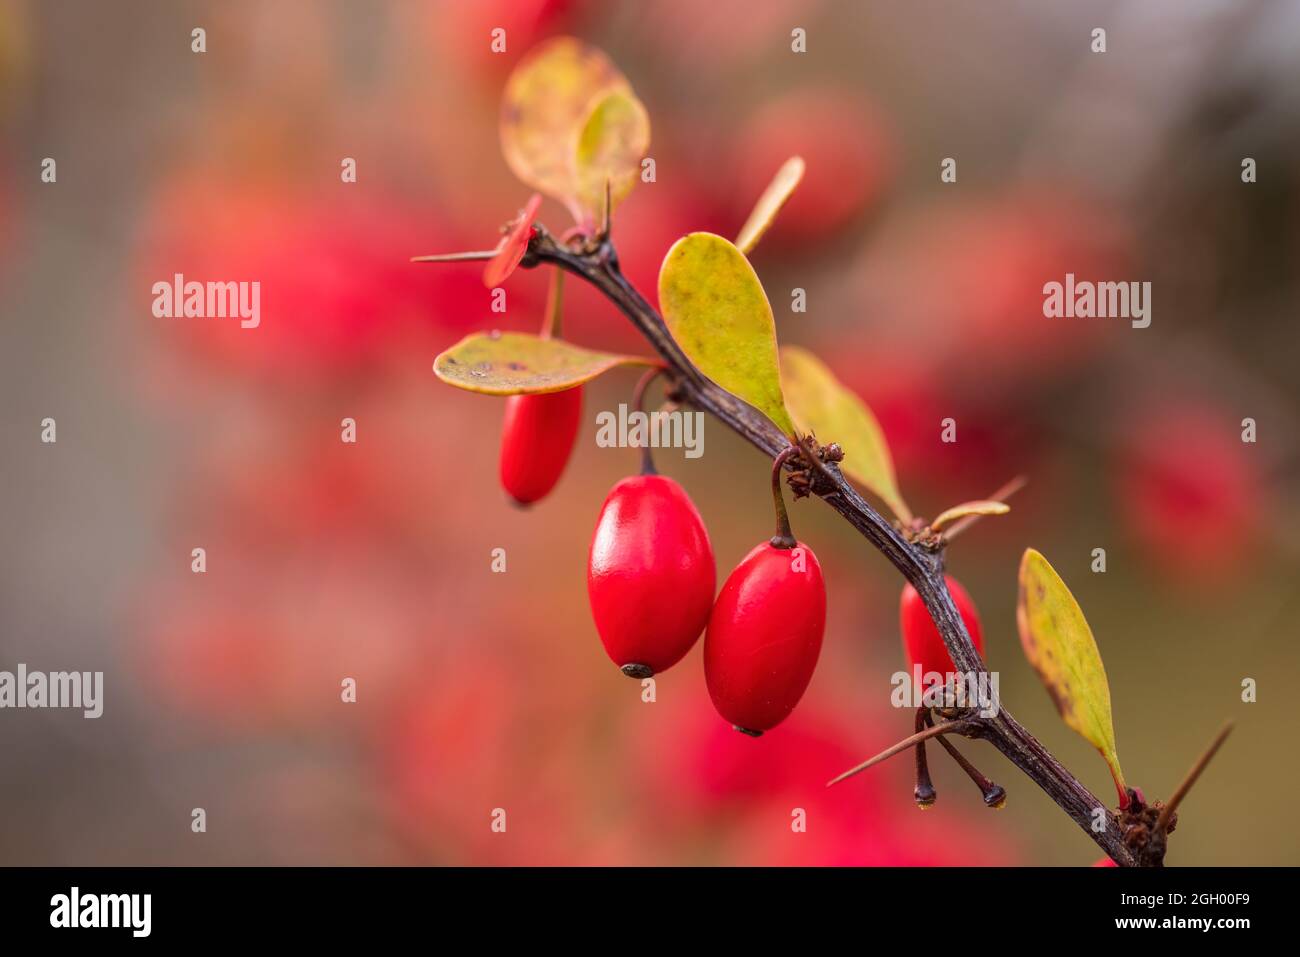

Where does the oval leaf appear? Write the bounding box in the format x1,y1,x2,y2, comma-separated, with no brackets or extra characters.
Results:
779,345,911,522
573,90,650,226
1017,548,1128,805
735,156,805,255
658,233,795,436
435,332,653,395
483,193,542,289
499,37,631,213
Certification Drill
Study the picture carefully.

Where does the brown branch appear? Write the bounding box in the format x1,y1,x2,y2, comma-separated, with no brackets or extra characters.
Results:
515,226,1140,866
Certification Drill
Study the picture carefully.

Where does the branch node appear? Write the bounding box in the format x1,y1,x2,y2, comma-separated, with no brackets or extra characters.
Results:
785,436,844,500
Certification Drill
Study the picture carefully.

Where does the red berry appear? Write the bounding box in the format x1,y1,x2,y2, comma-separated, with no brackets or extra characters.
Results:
704,541,826,735
499,387,583,505
1115,400,1258,584
900,575,984,676
1091,857,1119,867
587,475,715,677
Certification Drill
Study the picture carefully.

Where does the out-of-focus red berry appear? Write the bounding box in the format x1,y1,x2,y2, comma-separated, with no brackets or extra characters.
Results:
854,189,1129,389
900,575,985,676
429,0,583,81
137,176,491,381
1114,400,1261,584
733,88,893,248
499,387,583,505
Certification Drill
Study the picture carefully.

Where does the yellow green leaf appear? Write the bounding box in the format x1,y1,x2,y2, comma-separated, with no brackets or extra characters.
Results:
573,90,650,227
735,156,805,255
779,345,911,522
930,500,1010,532
434,332,653,395
1017,548,1128,805
658,233,795,436
499,37,633,219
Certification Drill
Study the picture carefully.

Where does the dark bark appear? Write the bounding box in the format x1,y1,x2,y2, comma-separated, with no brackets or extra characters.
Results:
523,229,1138,866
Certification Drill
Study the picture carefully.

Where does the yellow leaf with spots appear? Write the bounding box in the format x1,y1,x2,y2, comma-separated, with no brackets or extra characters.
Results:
658,233,795,436
780,345,911,522
434,332,653,395
500,37,646,225
1017,548,1128,805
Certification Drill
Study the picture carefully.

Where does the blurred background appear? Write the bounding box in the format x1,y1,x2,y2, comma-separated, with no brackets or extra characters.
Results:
1,0,1298,865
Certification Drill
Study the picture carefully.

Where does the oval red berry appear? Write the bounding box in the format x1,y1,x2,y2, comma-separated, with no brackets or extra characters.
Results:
587,475,715,676
900,575,984,677
498,386,583,505
704,541,826,734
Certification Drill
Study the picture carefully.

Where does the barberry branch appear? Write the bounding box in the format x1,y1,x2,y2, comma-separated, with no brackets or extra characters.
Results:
520,226,1141,866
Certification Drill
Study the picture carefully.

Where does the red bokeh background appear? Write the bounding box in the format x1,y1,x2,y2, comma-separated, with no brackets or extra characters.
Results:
1,0,1296,866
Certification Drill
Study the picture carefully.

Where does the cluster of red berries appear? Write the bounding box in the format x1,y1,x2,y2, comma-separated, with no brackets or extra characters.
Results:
586,439,825,736
501,385,983,737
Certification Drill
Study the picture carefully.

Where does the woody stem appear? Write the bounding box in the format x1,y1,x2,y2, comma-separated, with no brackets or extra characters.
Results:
521,227,1139,866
